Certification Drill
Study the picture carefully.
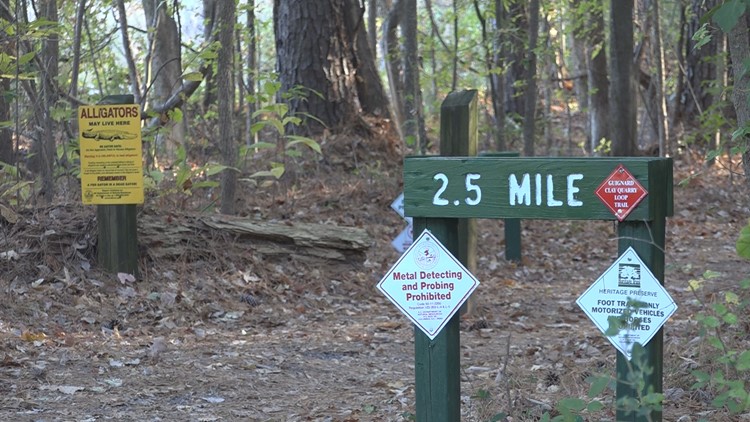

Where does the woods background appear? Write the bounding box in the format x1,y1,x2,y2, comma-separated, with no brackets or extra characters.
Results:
0,0,749,210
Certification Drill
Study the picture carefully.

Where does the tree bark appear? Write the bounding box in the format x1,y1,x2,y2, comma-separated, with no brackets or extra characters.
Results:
343,0,391,119
202,0,217,109
727,13,750,182
245,0,257,147
522,0,539,156
682,0,721,122
402,0,421,150
383,0,404,134
491,0,506,151
142,0,185,159
587,2,609,154
115,0,142,104
367,0,377,61
650,0,668,156
36,0,58,201
0,0,12,164
503,1,528,117
217,0,237,214
568,0,590,149
274,0,391,136
609,0,636,156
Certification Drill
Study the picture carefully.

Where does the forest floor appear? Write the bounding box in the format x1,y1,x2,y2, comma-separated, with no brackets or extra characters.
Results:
1,124,749,422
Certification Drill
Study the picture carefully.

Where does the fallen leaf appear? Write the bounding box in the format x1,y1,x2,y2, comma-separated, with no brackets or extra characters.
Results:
117,272,136,284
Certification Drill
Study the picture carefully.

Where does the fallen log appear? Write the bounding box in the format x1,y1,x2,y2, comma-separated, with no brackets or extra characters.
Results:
140,213,371,263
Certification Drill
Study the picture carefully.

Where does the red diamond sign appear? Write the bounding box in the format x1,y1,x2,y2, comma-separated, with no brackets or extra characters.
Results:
595,164,648,221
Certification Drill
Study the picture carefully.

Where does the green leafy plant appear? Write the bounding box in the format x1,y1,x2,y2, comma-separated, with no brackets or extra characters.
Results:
240,80,323,186
145,145,228,209
0,161,32,207
689,266,750,415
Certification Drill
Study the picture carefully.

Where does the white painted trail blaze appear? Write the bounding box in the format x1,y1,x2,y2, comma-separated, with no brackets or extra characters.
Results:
378,229,480,340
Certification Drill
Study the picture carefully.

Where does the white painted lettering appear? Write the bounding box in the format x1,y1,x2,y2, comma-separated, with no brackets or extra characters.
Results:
546,175,563,206
509,174,531,206
567,174,583,206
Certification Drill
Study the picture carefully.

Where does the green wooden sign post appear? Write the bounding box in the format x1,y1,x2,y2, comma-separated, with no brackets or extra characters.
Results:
404,147,673,419
92,95,139,277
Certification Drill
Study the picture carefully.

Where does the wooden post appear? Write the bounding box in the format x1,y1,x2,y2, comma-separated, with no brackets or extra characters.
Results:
439,90,478,312
96,95,139,276
615,158,671,422
412,216,461,422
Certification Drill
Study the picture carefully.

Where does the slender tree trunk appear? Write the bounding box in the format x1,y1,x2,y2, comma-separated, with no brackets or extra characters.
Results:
587,1,609,154
0,0,12,164
522,0,539,156
651,0,668,157
245,0,257,147
402,0,421,150
202,0,217,109
451,0,458,91
492,0,506,151
568,0,590,151
609,0,636,156
473,0,503,151
727,13,750,182
37,0,58,201
217,0,237,214
69,0,86,99
116,0,142,104
367,0,377,60
383,0,404,135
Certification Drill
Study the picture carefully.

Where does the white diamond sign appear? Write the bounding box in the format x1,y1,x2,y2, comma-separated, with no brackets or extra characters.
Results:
390,193,413,253
390,224,414,254
576,247,677,360
378,229,479,339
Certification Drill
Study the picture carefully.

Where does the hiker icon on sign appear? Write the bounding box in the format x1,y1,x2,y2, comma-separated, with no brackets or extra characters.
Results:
618,263,641,288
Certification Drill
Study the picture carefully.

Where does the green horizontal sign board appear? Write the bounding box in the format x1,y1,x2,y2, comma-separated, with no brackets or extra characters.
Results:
403,157,673,221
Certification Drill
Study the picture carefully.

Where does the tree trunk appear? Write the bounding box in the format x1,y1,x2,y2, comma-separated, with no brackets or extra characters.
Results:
609,0,636,156
367,0,377,60
491,0,506,151
115,0,142,104
650,0,668,157
522,0,539,157
587,1,609,154
0,0,12,164
217,0,237,215
727,13,750,182
36,0,58,201
202,0,217,109
383,0,405,135
274,0,391,136
681,0,721,123
503,1,528,118
568,0,590,151
245,0,257,147
143,0,185,160
402,0,422,150
343,0,391,119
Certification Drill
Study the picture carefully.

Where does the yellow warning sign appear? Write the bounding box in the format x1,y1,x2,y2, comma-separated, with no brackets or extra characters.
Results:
78,104,144,204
